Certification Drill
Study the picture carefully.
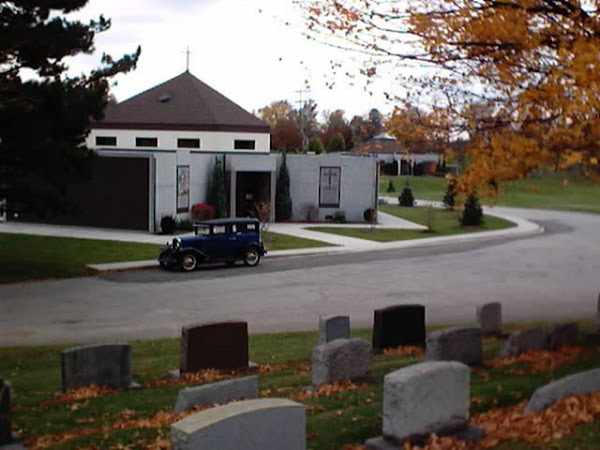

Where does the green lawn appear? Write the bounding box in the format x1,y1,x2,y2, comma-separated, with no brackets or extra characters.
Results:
263,231,334,251
380,174,600,214
0,234,162,283
2,322,600,449
0,231,332,284
307,206,514,242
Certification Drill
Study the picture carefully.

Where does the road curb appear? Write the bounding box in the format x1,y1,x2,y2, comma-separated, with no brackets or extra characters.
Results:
86,212,543,273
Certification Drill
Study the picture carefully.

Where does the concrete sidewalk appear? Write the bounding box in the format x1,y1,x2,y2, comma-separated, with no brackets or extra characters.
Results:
0,200,543,272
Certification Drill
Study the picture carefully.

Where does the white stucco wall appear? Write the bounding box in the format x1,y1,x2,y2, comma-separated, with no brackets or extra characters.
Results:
284,154,378,223
94,144,377,230
87,129,270,153
89,126,270,231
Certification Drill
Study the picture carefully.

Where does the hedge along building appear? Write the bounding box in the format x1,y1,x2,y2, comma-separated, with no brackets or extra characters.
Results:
80,71,377,231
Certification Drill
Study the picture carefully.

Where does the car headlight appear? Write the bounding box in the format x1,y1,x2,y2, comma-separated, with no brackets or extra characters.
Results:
172,237,181,251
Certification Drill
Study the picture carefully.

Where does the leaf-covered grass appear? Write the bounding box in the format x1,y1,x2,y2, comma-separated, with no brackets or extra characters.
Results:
380,174,600,214
0,232,333,283
2,321,600,449
306,206,514,242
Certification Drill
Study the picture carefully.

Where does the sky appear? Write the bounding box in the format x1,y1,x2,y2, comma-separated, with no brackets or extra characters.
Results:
65,0,399,121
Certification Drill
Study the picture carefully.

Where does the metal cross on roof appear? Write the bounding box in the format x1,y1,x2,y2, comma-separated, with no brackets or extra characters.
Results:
183,46,192,72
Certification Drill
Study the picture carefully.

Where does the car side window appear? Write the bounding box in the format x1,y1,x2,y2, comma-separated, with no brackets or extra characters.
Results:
195,225,210,236
212,225,226,235
247,223,259,233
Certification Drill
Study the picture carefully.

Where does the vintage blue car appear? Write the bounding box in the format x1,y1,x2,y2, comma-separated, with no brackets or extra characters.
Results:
158,218,267,271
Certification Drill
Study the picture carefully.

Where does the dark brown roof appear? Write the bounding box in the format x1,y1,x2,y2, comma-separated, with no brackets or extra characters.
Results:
92,71,270,133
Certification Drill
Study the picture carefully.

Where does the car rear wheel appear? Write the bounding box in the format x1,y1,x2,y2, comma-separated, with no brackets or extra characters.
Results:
243,248,260,267
180,252,198,271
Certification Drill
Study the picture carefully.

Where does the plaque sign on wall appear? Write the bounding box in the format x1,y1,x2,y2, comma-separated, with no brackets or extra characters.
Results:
177,165,190,212
319,166,341,207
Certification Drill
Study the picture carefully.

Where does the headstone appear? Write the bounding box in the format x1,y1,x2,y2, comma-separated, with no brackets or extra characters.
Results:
60,343,133,391
476,302,502,336
174,376,258,413
0,380,11,445
498,328,550,358
372,304,426,353
311,338,371,385
585,294,600,344
525,368,600,413
180,321,249,373
426,327,482,366
171,398,306,450
596,292,600,332
547,322,578,349
366,361,472,447
318,315,350,344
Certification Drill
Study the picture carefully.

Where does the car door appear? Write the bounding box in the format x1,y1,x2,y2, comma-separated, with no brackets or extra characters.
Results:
204,224,235,260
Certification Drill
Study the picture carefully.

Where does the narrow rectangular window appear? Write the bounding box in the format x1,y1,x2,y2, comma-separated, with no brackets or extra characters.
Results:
176,166,190,213
319,166,341,207
234,139,255,150
96,136,117,146
136,137,158,147
178,138,200,149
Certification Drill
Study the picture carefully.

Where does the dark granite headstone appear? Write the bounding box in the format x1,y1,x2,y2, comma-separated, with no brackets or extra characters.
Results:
372,304,426,353
181,321,249,373
0,380,11,445
547,322,578,349
60,343,133,391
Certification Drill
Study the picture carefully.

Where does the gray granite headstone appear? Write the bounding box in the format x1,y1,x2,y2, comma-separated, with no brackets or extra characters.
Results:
498,329,550,358
318,315,350,344
476,302,502,336
171,398,305,450
0,380,11,445
60,343,133,391
174,376,258,413
311,338,371,385
370,361,472,446
525,368,600,413
426,327,482,366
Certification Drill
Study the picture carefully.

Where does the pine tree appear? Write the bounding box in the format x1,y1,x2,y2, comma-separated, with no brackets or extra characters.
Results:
208,156,227,218
308,137,324,154
461,194,484,226
386,179,396,193
275,153,293,221
0,1,140,216
326,132,346,153
443,176,457,209
398,181,415,207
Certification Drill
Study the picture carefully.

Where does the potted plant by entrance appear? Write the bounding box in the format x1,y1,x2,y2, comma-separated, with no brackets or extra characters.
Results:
191,203,216,222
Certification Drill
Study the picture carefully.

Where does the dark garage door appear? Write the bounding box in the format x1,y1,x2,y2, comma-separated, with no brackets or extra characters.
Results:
21,156,151,231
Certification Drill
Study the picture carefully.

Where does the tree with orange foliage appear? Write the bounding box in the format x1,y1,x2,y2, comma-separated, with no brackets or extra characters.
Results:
298,0,600,195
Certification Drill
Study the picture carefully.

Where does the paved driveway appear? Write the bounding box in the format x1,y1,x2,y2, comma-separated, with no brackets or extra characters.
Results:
1,207,599,346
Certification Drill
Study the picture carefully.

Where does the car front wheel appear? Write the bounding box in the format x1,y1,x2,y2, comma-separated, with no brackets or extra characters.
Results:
180,252,198,271
243,248,261,267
